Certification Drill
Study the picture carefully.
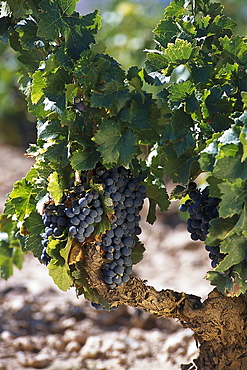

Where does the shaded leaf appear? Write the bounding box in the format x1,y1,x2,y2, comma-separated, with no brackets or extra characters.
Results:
93,121,137,166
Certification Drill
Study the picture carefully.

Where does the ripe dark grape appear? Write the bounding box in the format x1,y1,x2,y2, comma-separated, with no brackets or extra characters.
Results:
179,183,225,268
94,166,146,288
205,245,225,268
41,184,103,264
40,166,146,291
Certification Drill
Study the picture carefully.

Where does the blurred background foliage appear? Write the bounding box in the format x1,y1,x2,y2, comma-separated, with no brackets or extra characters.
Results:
0,0,247,147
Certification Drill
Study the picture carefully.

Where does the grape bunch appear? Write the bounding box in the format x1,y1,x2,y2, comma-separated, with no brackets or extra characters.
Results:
179,182,225,268
94,166,146,289
65,189,103,243
40,165,146,288
205,245,225,268
41,185,103,264
179,182,220,242
41,203,67,265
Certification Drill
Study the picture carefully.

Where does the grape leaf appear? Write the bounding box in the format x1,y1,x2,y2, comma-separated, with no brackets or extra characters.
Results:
58,0,77,15
206,215,239,246
218,179,247,218
214,144,247,181
48,238,73,291
220,35,247,64
168,80,196,104
131,240,145,265
37,0,66,39
145,182,169,213
215,233,246,272
70,146,101,171
0,255,13,280
93,120,137,166
43,139,69,167
18,49,43,71
207,262,247,297
152,145,199,184
31,70,46,104
7,178,38,221
47,171,63,205
239,126,247,162
23,212,44,257
48,261,73,291
38,119,68,140
164,39,197,64
91,82,130,116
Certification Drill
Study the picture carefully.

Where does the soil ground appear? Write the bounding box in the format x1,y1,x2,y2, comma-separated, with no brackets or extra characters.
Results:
0,144,213,370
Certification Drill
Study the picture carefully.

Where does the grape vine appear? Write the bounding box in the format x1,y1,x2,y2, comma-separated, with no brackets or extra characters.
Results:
1,0,247,309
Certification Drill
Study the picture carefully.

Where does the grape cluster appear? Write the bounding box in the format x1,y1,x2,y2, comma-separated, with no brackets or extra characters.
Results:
205,245,225,268
179,183,220,242
179,182,225,268
94,166,146,289
41,203,67,265
40,166,146,288
65,188,103,243
41,184,103,264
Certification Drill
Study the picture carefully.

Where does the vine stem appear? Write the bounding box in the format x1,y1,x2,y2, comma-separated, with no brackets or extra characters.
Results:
81,240,202,319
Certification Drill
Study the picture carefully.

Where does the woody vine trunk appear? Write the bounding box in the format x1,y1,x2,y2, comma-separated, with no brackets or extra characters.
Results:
82,239,247,370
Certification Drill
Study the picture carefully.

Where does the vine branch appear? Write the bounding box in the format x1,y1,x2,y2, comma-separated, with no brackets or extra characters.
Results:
82,241,202,320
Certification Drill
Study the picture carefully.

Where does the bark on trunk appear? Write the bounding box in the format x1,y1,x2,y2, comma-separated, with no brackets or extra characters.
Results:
77,241,247,370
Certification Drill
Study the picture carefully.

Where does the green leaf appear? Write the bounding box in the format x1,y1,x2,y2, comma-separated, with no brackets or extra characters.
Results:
38,119,68,140
145,181,169,213
43,139,69,167
164,39,197,64
37,0,66,40
206,265,247,297
220,35,247,64
47,171,63,205
164,0,185,17
131,240,145,265
214,144,247,181
48,238,73,291
199,139,219,171
206,215,239,246
0,255,13,280
58,0,77,15
31,70,46,104
16,18,44,51
146,199,156,224
239,126,247,162
70,146,101,171
168,80,196,104
93,120,137,166
145,52,167,73
18,49,44,71
218,179,247,218
91,82,130,116
48,261,73,291
153,145,199,184
215,233,246,272
153,18,180,47
23,212,44,257
7,178,38,221
66,27,95,60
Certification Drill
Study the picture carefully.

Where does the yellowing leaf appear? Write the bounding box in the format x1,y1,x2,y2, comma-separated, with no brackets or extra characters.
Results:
47,171,63,205
31,70,46,104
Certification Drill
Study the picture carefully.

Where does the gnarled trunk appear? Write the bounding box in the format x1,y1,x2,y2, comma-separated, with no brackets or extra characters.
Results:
181,290,247,370
81,241,247,369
